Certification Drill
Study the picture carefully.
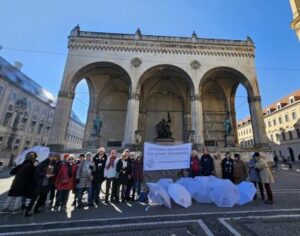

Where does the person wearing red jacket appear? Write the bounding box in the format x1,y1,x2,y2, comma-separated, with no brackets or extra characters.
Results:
53,155,77,210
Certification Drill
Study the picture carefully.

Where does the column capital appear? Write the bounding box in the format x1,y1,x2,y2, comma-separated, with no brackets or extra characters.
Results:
58,90,75,99
248,95,261,103
129,92,140,100
190,94,201,101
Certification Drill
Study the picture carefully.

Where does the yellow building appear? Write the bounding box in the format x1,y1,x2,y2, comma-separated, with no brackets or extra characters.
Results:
238,89,300,161
290,0,300,40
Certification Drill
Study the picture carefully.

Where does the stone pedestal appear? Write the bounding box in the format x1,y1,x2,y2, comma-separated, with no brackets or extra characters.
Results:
154,138,175,145
225,135,235,147
87,136,101,149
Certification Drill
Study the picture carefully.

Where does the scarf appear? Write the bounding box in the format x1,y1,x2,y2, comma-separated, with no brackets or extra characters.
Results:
106,156,117,169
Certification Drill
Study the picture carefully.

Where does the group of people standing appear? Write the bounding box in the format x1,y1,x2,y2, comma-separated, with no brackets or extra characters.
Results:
2,147,144,216
188,150,274,204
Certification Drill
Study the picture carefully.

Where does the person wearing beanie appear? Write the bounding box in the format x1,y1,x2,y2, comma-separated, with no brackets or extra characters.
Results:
233,153,248,184
188,150,201,177
200,148,214,176
213,152,222,179
222,152,234,182
53,154,77,210
76,152,95,208
116,153,130,202
104,150,119,203
92,147,107,205
125,151,135,201
25,153,56,216
254,152,274,204
131,152,144,200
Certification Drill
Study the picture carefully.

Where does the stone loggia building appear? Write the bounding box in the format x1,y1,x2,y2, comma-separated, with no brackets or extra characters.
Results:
49,26,269,151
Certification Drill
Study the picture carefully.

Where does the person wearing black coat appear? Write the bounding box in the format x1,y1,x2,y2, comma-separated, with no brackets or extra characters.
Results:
125,151,135,201
48,153,62,207
116,153,130,202
200,149,214,176
92,147,107,205
222,152,234,182
2,152,37,212
25,155,55,216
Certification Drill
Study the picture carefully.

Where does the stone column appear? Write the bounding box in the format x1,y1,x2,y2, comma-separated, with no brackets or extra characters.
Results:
48,90,74,151
248,95,269,147
190,94,204,149
123,92,140,148
82,108,95,149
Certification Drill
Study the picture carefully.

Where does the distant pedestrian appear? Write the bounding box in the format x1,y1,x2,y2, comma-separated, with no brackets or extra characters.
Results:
200,148,214,176
287,156,293,169
188,150,201,177
222,152,234,182
273,155,279,170
233,153,248,184
254,152,274,204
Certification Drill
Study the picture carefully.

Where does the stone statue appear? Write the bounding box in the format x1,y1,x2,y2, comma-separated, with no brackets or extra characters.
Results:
156,117,172,139
224,118,232,136
93,115,102,136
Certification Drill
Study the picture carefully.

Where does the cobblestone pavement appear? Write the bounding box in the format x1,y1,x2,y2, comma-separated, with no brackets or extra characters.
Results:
0,162,299,236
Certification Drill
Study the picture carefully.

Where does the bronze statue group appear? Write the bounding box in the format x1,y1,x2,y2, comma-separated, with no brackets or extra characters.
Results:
1,147,274,217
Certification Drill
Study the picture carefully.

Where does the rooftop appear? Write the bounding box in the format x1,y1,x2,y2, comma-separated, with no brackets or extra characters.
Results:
0,56,84,125
69,25,255,47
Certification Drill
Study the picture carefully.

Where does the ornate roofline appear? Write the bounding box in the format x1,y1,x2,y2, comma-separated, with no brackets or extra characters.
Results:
67,26,255,57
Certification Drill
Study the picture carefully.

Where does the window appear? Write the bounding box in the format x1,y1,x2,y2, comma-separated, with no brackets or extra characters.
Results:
279,117,282,124
10,92,17,101
37,124,44,135
277,104,281,110
276,133,280,142
26,140,30,145
292,112,297,120
285,114,289,122
279,150,283,157
289,97,295,104
282,132,286,141
3,112,12,126
289,131,293,140
273,119,277,126
268,121,272,127
270,134,274,142
297,128,300,139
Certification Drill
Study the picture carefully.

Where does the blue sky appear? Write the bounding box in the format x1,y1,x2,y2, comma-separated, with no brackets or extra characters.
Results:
0,0,299,123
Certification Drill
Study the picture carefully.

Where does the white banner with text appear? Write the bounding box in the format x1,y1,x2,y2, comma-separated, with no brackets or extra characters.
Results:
143,142,192,171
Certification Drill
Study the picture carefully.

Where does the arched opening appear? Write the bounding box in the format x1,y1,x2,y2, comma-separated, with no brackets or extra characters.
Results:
70,62,132,149
137,65,194,143
200,67,254,148
235,84,253,148
66,79,90,150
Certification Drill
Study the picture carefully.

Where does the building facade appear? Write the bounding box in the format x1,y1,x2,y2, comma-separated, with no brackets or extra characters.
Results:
290,0,300,40
48,26,268,151
238,89,300,161
0,57,84,165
